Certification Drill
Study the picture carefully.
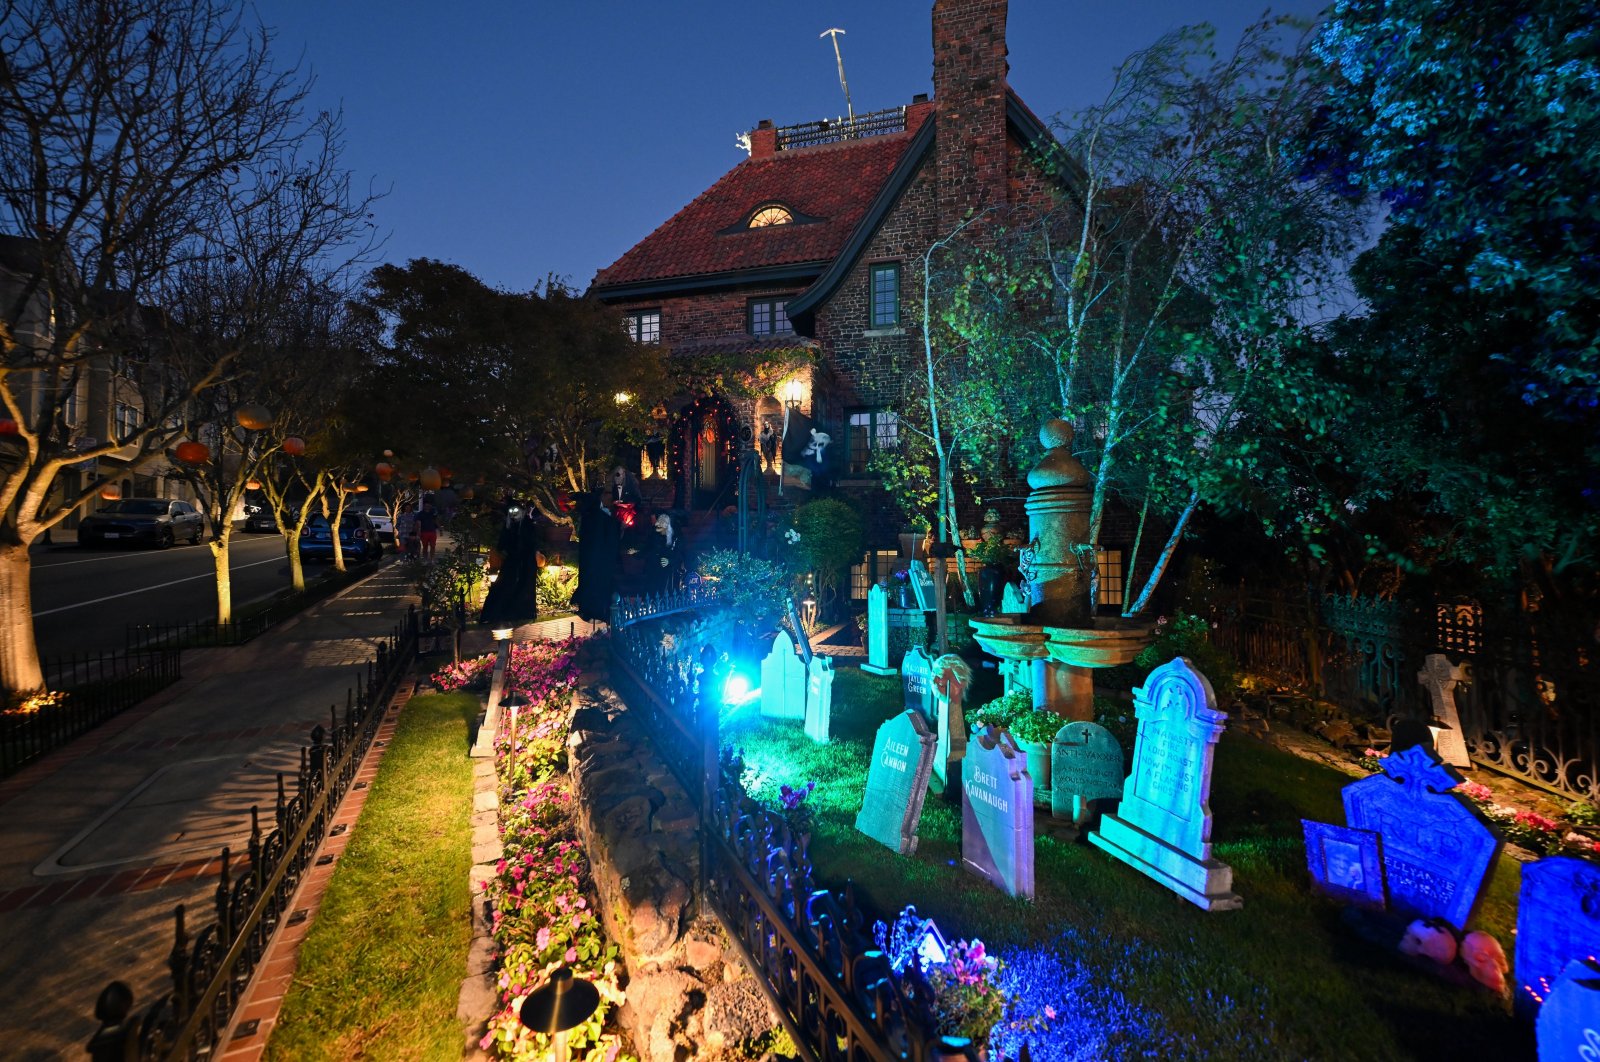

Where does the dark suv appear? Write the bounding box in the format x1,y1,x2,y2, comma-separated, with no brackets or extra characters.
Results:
297,512,383,563
78,498,204,548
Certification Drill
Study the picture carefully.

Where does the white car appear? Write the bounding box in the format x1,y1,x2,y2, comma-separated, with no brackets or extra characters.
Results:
363,505,396,542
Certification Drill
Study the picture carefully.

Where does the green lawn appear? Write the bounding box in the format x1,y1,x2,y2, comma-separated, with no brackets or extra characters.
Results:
266,692,479,1061
726,669,1533,1061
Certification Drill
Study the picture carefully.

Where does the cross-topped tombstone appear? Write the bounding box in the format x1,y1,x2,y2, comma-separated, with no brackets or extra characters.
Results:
999,657,1032,700
1000,580,1028,615
1536,958,1600,1060
901,645,934,721
1051,721,1124,825
1417,653,1472,769
1089,657,1242,911
1516,856,1600,1017
908,563,937,611
854,710,939,855
759,630,807,721
930,654,972,794
961,725,1035,899
862,583,898,676
1342,744,1501,929
804,654,834,743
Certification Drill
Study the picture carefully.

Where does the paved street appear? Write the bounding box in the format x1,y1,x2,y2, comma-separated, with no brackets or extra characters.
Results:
30,532,335,659
0,561,420,1060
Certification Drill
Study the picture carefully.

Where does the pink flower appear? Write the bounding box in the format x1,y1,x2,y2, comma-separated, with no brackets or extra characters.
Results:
1045,1005,1057,1020
536,927,551,950
565,947,578,963
572,915,583,929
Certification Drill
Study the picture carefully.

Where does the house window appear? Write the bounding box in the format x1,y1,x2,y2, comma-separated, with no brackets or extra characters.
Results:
748,204,794,228
845,408,899,475
115,403,141,439
748,298,792,336
1097,548,1124,608
623,310,660,344
869,263,900,328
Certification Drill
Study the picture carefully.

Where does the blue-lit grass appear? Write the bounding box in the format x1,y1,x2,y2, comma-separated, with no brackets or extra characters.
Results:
265,692,479,1061
726,671,1531,1061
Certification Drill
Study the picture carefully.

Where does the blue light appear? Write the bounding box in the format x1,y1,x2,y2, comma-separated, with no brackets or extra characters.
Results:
723,673,752,704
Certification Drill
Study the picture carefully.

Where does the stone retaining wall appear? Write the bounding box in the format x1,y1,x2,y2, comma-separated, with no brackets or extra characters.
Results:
568,685,777,1062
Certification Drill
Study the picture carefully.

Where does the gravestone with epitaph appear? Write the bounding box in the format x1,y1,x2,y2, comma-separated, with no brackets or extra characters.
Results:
961,726,1035,899
930,654,971,794
1000,581,1028,615
759,630,807,721
804,653,834,743
1516,856,1600,1016
908,563,937,611
1418,654,1472,769
1051,721,1125,823
854,710,939,855
863,583,897,676
1342,744,1501,929
1536,958,1600,1060
1089,657,1242,911
902,645,935,721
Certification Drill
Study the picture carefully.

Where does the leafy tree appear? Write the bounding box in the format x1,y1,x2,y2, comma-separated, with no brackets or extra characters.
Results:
785,497,865,612
0,0,375,691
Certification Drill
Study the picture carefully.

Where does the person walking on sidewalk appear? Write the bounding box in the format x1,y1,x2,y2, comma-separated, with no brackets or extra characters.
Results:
416,499,439,561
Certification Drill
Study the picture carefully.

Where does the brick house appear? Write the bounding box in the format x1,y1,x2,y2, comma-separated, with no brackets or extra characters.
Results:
590,0,1133,609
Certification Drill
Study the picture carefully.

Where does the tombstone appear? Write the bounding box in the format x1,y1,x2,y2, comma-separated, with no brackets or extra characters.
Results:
1089,657,1242,911
1051,721,1125,825
759,630,807,721
930,654,972,794
999,657,1031,699
1301,820,1387,909
1342,744,1501,929
1536,958,1600,1060
1000,580,1028,615
1418,654,1472,769
854,710,939,855
901,645,934,721
1516,857,1600,1016
908,563,937,611
804,654,834,743
961,726,1035,899
862,583,898,676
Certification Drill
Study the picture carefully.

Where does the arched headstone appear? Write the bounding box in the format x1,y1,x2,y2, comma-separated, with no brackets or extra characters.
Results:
862,583,898,676
1516,856,1600,1016
901,645,934,720
804,654,834,743
961,725,1035,899
759,630,806,721
1051,721,1124,824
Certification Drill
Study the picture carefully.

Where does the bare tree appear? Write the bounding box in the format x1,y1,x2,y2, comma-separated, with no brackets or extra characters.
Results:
0,0,378,689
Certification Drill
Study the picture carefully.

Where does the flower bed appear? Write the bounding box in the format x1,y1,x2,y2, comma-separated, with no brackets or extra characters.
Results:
433,639,634,1062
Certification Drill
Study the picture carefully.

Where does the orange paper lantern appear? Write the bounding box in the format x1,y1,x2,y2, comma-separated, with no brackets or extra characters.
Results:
374,461,394,482
245,478,262,491
235,404,272,431
281,436,305,456
0,419,18,435
355,484,369,493
98,483,121,500
420,467,442,491
175,441,210,465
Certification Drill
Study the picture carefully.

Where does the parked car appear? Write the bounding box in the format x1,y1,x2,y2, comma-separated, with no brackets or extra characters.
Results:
362,505,395,542
78,498,204,548
298,511,383,563
243,505,279,534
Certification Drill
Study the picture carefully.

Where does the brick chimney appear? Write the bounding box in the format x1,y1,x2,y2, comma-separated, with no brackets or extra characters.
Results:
749,119,776,160
931,0,1009,231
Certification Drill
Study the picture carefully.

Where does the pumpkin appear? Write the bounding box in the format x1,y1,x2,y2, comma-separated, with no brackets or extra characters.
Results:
235,404,272,431
174,441,210,465
281,436,306,456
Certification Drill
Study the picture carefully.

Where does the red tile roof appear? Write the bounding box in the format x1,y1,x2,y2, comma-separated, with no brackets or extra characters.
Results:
591,107,932,291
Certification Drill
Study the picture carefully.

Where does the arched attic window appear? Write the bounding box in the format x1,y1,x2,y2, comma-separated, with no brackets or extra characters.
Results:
747,203,795,228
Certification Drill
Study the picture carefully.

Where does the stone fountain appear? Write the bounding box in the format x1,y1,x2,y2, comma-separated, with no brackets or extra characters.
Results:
968,420,1152,721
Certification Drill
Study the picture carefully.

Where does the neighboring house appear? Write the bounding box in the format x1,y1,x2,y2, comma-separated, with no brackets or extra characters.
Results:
0,235,194,534
590,0,1132,609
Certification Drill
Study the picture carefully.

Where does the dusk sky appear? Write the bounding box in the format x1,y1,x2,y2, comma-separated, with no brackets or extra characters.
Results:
257,2,1329,294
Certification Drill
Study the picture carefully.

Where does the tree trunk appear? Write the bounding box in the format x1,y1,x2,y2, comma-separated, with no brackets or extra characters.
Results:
210,531,234,625
287,530,306,592
0,542,44,693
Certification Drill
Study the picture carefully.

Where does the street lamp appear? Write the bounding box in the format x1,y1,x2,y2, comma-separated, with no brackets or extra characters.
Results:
801,591,818,633
519,968,602,1062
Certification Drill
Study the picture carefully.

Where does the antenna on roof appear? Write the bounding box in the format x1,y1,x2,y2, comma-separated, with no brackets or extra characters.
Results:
820,28,855,128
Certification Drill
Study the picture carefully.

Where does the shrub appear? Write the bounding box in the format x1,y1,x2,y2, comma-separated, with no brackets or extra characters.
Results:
1133,613,1237,691
1010,707,1065,745
971,689,1032,732
536,563,577,614
785,498,865,592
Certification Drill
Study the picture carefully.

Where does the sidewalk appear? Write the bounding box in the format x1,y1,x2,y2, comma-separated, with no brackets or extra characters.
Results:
0,560,422,1060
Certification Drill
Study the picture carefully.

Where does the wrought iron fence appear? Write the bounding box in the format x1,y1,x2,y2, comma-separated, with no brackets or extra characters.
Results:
85,607,419,1061
1,648,182,778
1212,591,1600,801
776,105,908,151
609,598,1018,1062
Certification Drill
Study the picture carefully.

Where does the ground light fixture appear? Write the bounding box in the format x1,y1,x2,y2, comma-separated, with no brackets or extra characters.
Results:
499,689,531,749
519,967,601,1062
801,592,818,632
492,626,514,642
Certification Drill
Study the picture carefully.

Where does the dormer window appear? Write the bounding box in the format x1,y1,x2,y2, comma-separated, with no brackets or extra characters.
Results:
747,204,794,228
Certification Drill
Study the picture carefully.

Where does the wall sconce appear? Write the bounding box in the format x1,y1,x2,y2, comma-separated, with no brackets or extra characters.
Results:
784,376,804,411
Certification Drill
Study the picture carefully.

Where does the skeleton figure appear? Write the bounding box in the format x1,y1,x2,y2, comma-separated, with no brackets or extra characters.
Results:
803,428,831,464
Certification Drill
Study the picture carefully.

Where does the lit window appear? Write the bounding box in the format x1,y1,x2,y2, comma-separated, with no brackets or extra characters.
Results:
1097,549,1124,607
623,310,660,344
870,263,900,328
748,205,794,228
748,298,792,336
845,408,899,475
